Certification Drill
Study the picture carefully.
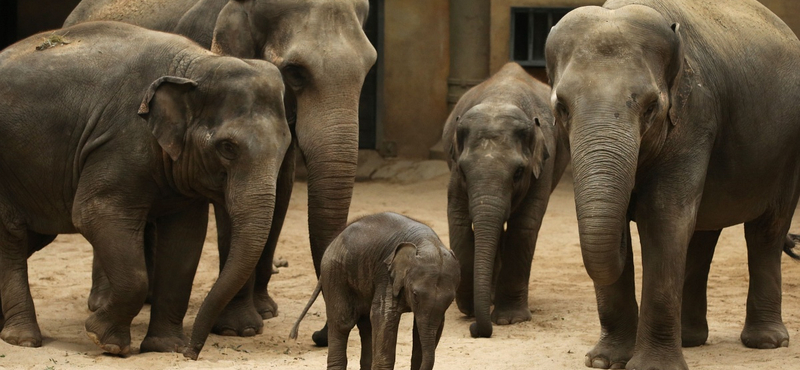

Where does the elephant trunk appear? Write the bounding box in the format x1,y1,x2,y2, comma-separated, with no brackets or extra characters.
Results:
468,187,509,338
296,98,360,276
411,315,443,370
184,171,278,359
571,118,638,286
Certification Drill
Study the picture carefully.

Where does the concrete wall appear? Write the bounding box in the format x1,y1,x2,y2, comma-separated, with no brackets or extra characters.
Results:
381,0,450,158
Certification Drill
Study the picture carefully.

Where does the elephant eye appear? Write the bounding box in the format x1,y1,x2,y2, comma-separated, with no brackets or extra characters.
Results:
643,102,658,121
513,166,525,181
216,140,239,160
555,101,570,122
282,64,308,90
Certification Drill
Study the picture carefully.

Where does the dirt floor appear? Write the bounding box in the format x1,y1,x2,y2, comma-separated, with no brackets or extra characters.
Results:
2,164,800,370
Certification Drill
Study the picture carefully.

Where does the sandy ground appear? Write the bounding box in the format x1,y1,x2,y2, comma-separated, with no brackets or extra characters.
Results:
2,166,800,370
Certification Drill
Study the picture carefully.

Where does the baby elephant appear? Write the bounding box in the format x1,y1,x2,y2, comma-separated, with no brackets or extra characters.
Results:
443,62,569,338
0,21,289,358
291,212,459,370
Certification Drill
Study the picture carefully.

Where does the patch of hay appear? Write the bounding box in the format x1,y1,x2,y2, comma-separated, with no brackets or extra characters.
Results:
36,33,71,51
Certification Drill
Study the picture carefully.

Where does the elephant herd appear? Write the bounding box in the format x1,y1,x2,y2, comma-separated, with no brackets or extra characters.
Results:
1,0,800,369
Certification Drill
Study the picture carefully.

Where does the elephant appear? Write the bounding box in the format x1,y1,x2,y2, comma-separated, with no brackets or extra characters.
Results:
289,212,460,370
443,62,569,338
545,0,800,368
0,21,290,360
64,0,377,340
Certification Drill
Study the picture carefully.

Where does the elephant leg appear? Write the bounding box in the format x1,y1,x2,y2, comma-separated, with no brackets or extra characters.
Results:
493,212,540,325
253,138,296,319
681,229,720,347
357,316,372,370
87,251,111,312
370,300,402,370
211,202,263,337
326,286,358,370
143,222,157,304
76,201,148,356
626,210,698,369
88,222,155,311
740,210,793,349
447,172,475,317
585,223,638,369
0,213,42,347
141,201,208,353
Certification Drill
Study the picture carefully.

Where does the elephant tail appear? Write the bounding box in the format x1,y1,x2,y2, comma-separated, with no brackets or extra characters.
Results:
783,234,800,260
289,278,323,340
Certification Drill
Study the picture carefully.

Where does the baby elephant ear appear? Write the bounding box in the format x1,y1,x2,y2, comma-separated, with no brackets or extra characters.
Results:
138,76,198,161
384,242,417,297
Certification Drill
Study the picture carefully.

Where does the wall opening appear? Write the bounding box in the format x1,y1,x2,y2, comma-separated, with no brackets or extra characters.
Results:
358,0,381,150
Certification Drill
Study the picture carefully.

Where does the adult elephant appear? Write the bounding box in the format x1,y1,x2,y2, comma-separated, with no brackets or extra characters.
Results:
546,1,800,369
65,0,377,340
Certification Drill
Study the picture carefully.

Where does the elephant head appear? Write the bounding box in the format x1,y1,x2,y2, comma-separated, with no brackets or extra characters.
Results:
451,103,550,337
386,242,460,370
138,57,291,358
545,5,684,285
211,0,378,273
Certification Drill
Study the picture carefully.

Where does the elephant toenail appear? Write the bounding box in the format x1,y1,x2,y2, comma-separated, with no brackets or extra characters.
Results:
241,328,256,337
758,342,776,349
592,357,609,368
220,328,237,336
610,363,626,369
780,339,789,347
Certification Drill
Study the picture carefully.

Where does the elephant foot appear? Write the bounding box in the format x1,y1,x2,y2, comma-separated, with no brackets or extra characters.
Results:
741,321,789,349
140,333,186,353
681,321,708,347
87,283,111,312
312,323,329,347
624,348,688,370
254,290,279,320
491,303,531,325
0,322,42,347
585,334,634,369
84,312,131,356
212,298,264,337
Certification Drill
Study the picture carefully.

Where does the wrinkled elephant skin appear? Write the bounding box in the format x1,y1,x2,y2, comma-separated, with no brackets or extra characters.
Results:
546,1,800,368
291,212,460,370
0,22,290,359
65,0,377,339
443,62,569,338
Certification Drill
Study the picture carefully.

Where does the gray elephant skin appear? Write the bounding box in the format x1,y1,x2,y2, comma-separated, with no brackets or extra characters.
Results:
546,0,800,369
443,62,569,338
65,0,377,341
290,212,460,370
0,21,289,360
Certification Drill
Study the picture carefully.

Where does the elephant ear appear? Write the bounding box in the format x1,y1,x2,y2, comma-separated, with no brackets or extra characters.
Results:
531,118,551,179
384,242,417,297
667,23,695,127
211,0,259,58
138,76,198,161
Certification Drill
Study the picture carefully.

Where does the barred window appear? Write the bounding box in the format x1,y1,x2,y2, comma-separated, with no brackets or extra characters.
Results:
510,7,572,67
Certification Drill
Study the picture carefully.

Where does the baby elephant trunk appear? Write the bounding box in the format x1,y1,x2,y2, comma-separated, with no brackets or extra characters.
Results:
289,279,323,339
412,315,444,370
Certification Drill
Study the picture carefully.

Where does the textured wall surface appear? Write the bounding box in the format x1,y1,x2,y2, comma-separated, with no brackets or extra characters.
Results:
381,0,450,158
